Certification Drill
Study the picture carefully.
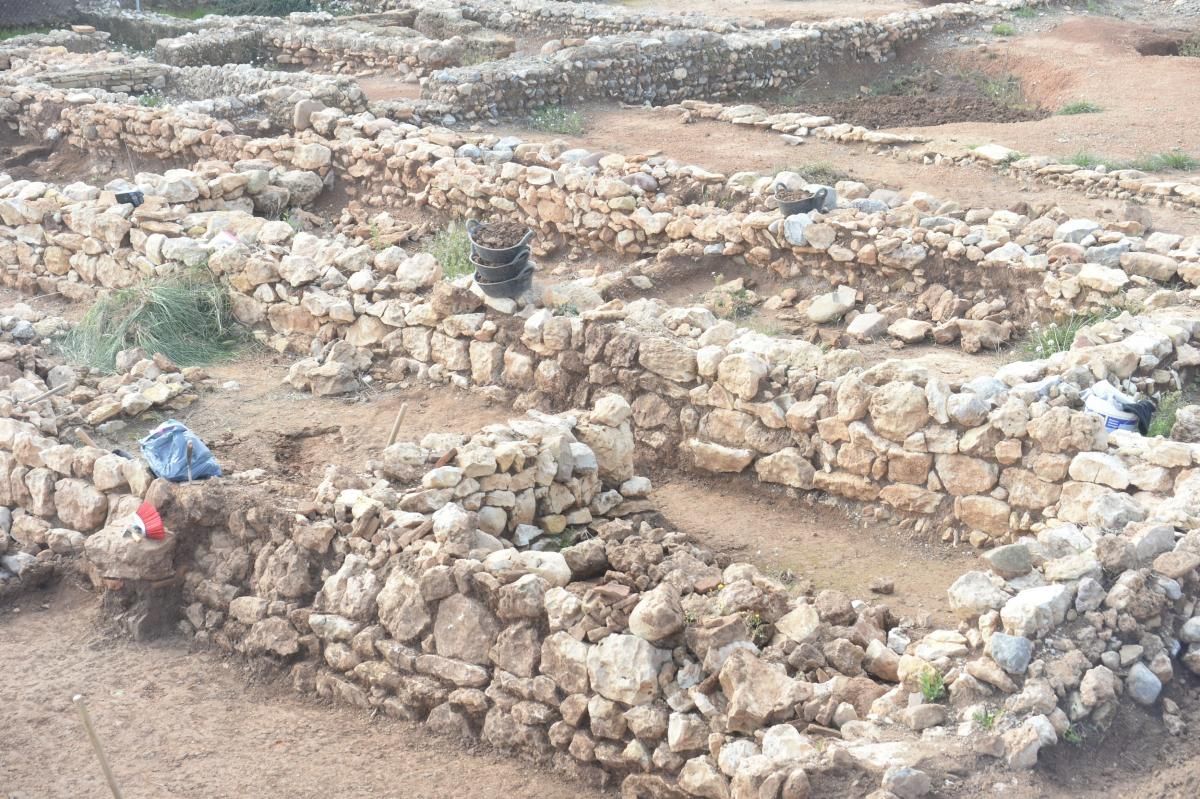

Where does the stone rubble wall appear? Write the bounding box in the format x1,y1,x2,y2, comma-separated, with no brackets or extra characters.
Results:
356,0,763,35
4,165,1200,796
4,85,1200,325
414,0,1054,121
27,63,170,95
4,165,1200,555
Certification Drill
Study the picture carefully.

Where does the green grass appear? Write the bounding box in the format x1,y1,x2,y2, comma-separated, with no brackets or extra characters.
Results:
1149,391,1181,438
1182,38,1200,57
423,223,472,280
1012,6,1038,18
58,270,243,372
0,26,54,41
991,23,1016,36
918,670,946,703
1064,725,1085,745
1065,151,1106,169
1059,101,1102,115
1023,312,1116,358
973,708,1001,730
529,105,585,136
1125,151,1200,172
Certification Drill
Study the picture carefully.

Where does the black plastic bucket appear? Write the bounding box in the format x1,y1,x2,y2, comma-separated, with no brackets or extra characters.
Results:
775,186,828,216
470,246,529,283
475,263,534,299
467,219,534,265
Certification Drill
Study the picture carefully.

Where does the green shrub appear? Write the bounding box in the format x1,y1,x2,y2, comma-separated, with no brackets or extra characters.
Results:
991,23,1016,36
58,270,243,372
423,223,473,280
1181,37,1200,57
1149,391,1181,438
529,105,585,136
918,670,946,703
1059,101,1101,115
138,91,164,108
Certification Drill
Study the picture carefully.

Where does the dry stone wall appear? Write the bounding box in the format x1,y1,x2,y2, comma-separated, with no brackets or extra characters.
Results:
4,169,1200,798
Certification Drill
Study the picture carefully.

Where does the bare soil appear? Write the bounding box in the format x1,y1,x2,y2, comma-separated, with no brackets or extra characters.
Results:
492,107,1198,232
0,132,191,187
94,353,515,482
0,580,613,799
470,219,530,249
788,67,1048,129
890,16,1200,168
647,471,978,627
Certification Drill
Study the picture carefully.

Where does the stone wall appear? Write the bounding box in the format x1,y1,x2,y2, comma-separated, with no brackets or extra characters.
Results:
414,0,1052,120
5,164,1200,796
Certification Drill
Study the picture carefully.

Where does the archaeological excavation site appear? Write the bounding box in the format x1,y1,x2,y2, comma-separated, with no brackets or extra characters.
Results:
3,0,1200,795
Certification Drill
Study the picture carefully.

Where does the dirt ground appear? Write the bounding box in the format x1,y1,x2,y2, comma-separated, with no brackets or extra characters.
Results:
494,107,1198,233
94,352,515,482
648,472,977,627
894,16,1200,165
0,581,613,799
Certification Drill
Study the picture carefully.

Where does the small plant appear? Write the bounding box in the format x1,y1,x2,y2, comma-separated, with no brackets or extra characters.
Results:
1148,391,1181,438
918,669,946,703
138,91,164,108
1059,101,1102,115
1064,725,1085,745
682,609,699,626
1012,6,1038,18
1065,151,1106,169
1022,311,1117,358
423,223,473,280
973,708,1001,730
991,23,1016,36
368,222,387,251
1181,37,1200,57
281,209,302,231
743,612,771,647
1126,151,1200,172
777,161,854,187
0,26,53,41
529,105,585,136
556,303,580,317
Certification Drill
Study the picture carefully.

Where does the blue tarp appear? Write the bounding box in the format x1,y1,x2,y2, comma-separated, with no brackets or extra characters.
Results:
139,419,222,482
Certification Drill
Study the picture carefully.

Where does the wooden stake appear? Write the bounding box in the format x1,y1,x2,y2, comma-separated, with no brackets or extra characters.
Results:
19,383,68,405
74,429,101,449
73,695,124,799
385,402,409,448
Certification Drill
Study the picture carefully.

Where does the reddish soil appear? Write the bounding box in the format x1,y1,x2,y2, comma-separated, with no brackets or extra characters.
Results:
97,353,516,482
648,472,978,627
493,107,1198,232
795,68,1048,129
892,16,1200,168
0,581,612,799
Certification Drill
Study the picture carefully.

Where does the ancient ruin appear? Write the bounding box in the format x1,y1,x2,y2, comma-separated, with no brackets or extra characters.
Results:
3,0,1200,796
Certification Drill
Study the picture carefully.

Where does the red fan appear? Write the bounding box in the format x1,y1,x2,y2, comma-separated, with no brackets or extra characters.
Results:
131,501,166,540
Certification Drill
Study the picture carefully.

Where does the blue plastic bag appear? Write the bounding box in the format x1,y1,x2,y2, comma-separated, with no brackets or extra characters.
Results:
139,419,222,482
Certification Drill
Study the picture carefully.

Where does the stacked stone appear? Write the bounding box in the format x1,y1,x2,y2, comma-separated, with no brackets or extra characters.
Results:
416,0,1045,121
0,309,199,586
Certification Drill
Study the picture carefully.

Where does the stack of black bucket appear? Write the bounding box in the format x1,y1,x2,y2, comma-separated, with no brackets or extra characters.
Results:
467,220,535,299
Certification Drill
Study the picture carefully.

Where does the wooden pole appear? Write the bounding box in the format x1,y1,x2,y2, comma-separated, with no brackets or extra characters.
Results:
73,695,124,799
385,402,409,448
19,383,68,405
